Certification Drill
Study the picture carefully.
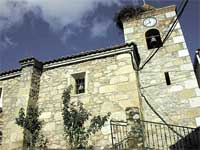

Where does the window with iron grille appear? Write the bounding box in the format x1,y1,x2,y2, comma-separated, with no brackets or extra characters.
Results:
75,78,85,94
72,72,86,94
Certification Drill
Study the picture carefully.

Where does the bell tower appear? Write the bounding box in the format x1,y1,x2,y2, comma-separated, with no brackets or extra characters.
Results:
119,4,200,127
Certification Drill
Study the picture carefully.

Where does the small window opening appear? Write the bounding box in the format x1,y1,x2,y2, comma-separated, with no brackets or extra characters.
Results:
0,88,2,112
145,29,163,49
72,72,86,94
76,78,85,94
0,88,2,99
165,72,171,85
0,131,2,145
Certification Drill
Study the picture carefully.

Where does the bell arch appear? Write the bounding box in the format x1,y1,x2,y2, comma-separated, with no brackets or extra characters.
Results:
145,29,163,49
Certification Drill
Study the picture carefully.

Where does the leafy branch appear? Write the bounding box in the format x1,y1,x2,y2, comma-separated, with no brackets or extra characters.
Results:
62,85,111,149
16,106,48,150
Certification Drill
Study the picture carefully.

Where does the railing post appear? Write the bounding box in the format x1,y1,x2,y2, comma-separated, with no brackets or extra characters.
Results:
125,107,144,150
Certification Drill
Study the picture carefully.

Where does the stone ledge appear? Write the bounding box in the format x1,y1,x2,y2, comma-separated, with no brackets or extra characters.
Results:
19,57,43,70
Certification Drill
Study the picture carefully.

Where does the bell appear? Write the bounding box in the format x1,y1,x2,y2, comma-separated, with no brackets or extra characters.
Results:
150,36,158,48
150,36,157,45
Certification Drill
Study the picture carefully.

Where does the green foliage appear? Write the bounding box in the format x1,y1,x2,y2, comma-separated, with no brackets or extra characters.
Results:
62,85,111,149
16,107,48,150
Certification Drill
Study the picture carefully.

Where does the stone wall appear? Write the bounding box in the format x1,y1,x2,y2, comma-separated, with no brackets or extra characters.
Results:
0,58,43,150
123,5,200,127
0,45,141,150
0,77,23,150
38,52,140,149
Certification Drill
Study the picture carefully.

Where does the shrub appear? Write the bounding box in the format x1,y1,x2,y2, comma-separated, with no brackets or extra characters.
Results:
62,85,111,149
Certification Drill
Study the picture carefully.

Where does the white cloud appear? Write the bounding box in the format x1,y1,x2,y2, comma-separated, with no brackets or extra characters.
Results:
0,0,123,31
0,0,143,45
91,20,112,37
4,35,17,47
0,34,17,49
61,28,76,43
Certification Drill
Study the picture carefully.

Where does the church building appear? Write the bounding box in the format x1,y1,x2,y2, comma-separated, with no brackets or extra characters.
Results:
0,3,200,150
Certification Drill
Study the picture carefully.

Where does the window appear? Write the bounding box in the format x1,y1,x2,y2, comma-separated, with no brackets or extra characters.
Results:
75,78,85,94
165,72,171,85
72,72,86,94
145,29,162,49
0,131,2,145
0,88,2,112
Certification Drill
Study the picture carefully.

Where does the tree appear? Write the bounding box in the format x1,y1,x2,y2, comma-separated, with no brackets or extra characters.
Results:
16,106,48,150
62,85,111,149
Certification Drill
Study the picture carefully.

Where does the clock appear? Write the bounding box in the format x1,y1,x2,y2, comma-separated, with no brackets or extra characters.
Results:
143,17,157,27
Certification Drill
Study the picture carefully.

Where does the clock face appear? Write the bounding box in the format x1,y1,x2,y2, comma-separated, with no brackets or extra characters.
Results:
143,17,157,27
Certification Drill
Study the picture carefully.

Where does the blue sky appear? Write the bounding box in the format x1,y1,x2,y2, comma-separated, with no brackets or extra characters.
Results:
0,0,199,72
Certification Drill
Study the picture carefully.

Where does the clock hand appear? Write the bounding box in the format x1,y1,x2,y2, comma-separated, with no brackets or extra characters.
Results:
149,19,151,24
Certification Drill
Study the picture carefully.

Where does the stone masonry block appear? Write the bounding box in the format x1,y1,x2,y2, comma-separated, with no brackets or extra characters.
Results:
165,11,176,18
195,88,200,96
195,117,200,126
44,122,56,131
180,64,193,71
124,27,134,34
116,53,130,60
183,42,187,49
175,22,181,29
111,111,126,121
115,66,133,75
173,36,185,44
178,49,189,57
110,75,128,84
169,85,183,92
99,85,116,93
101,124,111,135
184,80,198,89
40,112,51,119
189,97,200,108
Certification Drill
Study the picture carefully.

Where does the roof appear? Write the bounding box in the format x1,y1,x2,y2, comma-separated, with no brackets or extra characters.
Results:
0,42,135,78
0,68,21,79
43,42,135,65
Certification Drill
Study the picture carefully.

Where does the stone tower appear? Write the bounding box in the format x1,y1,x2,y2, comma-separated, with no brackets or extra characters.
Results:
121,4,200,127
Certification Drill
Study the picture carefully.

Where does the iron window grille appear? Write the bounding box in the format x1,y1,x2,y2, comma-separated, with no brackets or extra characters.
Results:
75,78,85,94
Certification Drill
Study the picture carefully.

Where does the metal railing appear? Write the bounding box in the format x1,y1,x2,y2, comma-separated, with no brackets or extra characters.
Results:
110,120,129,150
141,120,198,150
110,119,200,150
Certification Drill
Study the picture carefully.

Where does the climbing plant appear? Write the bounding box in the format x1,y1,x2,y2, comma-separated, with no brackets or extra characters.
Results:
16,106,48,150
62,85,111,149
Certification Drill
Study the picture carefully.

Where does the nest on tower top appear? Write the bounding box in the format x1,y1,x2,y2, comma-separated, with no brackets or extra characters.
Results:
114,4,155,30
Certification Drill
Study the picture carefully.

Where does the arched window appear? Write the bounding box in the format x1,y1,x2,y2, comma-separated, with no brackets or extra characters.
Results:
145,29,162,49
